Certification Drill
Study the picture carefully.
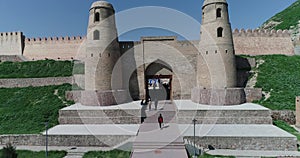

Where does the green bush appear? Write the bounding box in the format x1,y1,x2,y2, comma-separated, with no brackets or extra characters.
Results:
0,143,17,158
16,150,66,158
0,150,67,158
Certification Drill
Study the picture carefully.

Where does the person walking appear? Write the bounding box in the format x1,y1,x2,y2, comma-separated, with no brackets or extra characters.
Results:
154,98,158,110
158,114,164,129
148,97,152,110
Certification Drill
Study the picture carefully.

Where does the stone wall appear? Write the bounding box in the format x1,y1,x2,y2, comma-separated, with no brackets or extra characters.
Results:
272,110,296,125
244,88,262,102
185,136,297,151
233,29,294,56
0,29,296,61
0,77,73,88
120,38,198,100
0,55,27,62
23,36,86,61
0,134,133,147
0,32,23,56
178,108,272,124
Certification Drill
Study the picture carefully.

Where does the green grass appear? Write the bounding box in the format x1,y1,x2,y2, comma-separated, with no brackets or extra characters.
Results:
253,55,300,110
262,0,300,30
0,60,84,79
83,150,131,158
0,149,67,158
0,84,73,134
273,120,300,141
198,153,234,158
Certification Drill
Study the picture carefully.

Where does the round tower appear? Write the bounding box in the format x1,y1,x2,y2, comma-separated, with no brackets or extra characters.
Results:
81,1,126,106
85,0,121,91
198,0,236,89
192,0,246,105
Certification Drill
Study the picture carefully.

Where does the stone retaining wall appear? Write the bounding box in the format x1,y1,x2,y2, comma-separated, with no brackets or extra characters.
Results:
272,110,296,125
185,136,297,151
0,55,26,62
0,134,133,147
0,77,73,88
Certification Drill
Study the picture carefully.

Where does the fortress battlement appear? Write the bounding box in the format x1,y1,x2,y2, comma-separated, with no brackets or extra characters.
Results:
0,32,23,41
233,29,290,37
25,36,86,43
0,32,23,56
0,31,22,37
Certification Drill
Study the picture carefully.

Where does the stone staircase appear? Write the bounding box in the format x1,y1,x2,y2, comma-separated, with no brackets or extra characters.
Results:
175,100,298,151
177,101,273,124
58,103,140,124
131,101,189,158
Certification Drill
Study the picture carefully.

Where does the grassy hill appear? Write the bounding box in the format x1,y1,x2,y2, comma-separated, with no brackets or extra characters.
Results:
0,60,84,78
261,0,300,39
253,55,300,110
0,84,73,134
261,0,300,31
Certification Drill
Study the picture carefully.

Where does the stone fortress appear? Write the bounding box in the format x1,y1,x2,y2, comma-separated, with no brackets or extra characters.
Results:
1,0,300,156
0,2,298,103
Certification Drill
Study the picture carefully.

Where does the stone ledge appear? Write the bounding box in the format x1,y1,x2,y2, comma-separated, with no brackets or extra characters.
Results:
79,90,129,106
191,88,246,105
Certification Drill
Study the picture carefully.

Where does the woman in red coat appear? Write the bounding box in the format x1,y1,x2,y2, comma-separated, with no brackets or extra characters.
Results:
158,114,164,129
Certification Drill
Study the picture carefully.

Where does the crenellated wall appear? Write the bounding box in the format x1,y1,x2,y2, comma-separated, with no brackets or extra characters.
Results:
23,36,86,61
233,29,294,56
0,32,24,56
0,29,296,61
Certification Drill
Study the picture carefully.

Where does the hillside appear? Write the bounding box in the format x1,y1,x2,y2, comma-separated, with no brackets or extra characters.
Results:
261,0,300,38
0,84,73,134
253,55,300,110
0,60,84,78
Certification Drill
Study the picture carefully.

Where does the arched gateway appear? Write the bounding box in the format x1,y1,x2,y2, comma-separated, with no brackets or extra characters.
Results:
145,60,173,100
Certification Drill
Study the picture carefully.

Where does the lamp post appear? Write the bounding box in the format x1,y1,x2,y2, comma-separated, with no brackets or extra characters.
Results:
192,119,197,158
44,121,49,158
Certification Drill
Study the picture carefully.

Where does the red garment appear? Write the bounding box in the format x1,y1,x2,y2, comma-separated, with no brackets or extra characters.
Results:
158,116,163,123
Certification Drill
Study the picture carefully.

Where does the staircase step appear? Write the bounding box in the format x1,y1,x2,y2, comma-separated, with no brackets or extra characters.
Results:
180,124,297,151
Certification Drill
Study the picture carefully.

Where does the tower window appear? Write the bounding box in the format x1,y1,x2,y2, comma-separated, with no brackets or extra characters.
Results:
217,27,223,37
93,30,100,40
217,8,222,18
95,12,100,22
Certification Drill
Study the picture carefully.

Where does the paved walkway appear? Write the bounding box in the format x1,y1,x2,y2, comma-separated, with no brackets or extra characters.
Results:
131,100,189,158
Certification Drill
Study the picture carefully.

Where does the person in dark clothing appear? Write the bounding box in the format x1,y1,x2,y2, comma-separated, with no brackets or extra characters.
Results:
158,114,164,129
154,98,158,110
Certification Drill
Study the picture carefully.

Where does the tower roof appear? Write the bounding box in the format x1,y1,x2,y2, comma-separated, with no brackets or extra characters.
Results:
90,1,114,10
203,0,227,8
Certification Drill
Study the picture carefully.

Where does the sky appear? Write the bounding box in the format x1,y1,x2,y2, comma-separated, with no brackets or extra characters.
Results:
0,0,297,41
